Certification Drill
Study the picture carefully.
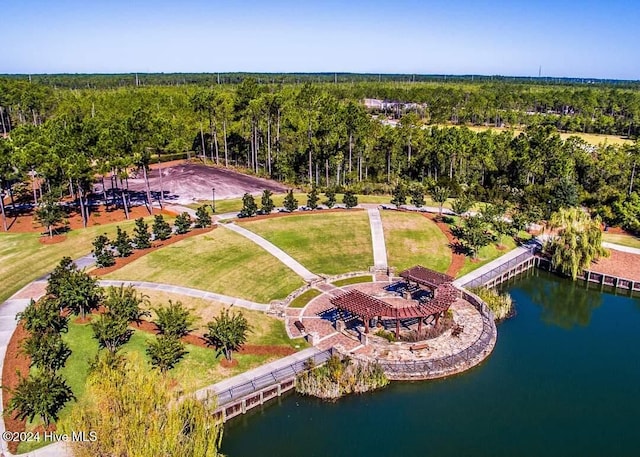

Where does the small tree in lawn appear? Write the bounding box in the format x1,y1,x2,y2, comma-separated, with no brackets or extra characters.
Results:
146,335,187,372
283,189,298,212
153,300,195,339
239,193,258,217
174,212,192,235
152,214,172,240
459,215,493,259
261,189,275,214
194,205,212,228
9,371,75,427
390,182,407,206
91,313,133,353
17,296,69,336
34,194,66,237
92,233,115,268
22,332,71,374
343,190,358,208
55,269,103,319
113,226,133,257
452,193,475,216
324,188,336,208
46,256,76,297
203,309,251,362
103,284,150,324
431,185,449,217
410,183,425,208
307,185,319,210
133,217,151,249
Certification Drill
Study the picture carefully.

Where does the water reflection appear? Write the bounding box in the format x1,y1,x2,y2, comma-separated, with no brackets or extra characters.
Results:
512,271,602,328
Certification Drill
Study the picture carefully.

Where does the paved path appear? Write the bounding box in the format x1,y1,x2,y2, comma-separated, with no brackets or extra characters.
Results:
603,241,640,255
221,223,320,283
367,208,388,270
194,347,322,403
98,280,269,311
164,203,197,217
453,242,537,287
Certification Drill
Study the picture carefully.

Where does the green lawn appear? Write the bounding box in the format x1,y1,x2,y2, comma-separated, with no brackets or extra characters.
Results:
240,211,373,275
0,216,164,304
104,228,304,303
457,237,519,277
18,314,293,454
332,276,374,287
289,288,322,308
603,232,640,249
381,211,451,273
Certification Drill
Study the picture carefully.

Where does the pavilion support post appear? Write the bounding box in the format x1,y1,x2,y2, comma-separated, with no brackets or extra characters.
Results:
364,318,370,334
395,318,399,338
418,318,423,334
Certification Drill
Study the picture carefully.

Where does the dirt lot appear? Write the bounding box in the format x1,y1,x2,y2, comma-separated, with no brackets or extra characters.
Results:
127,163,287,205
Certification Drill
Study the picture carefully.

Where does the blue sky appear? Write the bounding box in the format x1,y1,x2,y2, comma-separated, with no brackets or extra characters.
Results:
1,0,638,79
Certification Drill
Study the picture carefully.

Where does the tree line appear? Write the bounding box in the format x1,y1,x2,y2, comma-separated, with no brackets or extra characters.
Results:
1,77,639,233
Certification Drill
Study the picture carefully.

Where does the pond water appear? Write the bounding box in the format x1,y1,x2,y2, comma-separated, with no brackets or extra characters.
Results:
222,270,640,457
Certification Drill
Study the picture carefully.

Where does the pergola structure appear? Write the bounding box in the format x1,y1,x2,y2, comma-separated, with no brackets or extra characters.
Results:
399,265,454,288
330,288,455,338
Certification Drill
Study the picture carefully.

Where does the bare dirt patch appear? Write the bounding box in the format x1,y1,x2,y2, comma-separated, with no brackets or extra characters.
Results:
589,249,640,282
127,162,287,205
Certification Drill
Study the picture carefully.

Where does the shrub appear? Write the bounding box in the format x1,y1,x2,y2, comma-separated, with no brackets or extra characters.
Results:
152,214,172,240
146,335,188,372
174,212,192,235
133,217,152,249
93,234,115,268
153,300,195,339
283,189,298,212
324,188,336,208
343,190,358,208
194,205,212,228
261,189,275,214
203,309,251,361
471,287,515,321
239,193,258,217
113,226,133,257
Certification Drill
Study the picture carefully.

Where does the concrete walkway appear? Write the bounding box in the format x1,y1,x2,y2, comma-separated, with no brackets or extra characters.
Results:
453,244,535,287
221,223,320,283
367,208,388,270
194,347,322,403
98,280,269,311
164,203,197,217
603,241,640,255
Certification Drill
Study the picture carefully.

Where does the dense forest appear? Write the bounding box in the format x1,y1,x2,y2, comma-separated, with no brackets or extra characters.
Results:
0,75,639,232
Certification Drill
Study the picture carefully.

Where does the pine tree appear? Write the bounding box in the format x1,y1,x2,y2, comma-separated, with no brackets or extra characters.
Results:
133,217,151,249
390,182,407,206
239,193,258,218
93,233,115,267
324,188,336,208
194,205,212,228
343,190,358,208
283,190,298,212
174,212,192,234
261,189,275,214
113,226,133,257
307,185,319,210
152,214,172,240
409,184,425,207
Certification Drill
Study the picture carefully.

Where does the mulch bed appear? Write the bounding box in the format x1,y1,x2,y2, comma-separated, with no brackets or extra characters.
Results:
235,207,364,223
2,322,32,454
5,204,177,234
39,234,67,244
589,249,640,282
420,213,466,277
131,320,296,357
91,226,216,277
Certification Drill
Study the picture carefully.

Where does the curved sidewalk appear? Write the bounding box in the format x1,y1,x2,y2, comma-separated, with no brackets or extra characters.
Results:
221,223,320,283
98,280,269,311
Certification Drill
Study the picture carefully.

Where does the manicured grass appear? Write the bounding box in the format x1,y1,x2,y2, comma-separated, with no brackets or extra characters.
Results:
457,237,519,277
240,212,373,275
603,232,640,249
0,216,165,304
381,211,451,273
289,288,322,308
332,276,374,287
140,290,307,349
104,228,304,302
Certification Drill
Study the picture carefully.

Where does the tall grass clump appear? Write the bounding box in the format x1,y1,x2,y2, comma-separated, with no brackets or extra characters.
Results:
471,287,515,321
60,352,223,457
296,354,389,400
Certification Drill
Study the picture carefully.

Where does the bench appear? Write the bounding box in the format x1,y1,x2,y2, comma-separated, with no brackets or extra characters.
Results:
294,320,306,333
451,324,464,337
410,342,429,352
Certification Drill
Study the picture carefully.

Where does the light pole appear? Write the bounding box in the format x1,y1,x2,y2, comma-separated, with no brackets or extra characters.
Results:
158,152,164,209
211,187,216,213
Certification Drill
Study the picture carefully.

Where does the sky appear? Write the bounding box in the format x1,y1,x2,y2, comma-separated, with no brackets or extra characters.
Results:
1,0,639,79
